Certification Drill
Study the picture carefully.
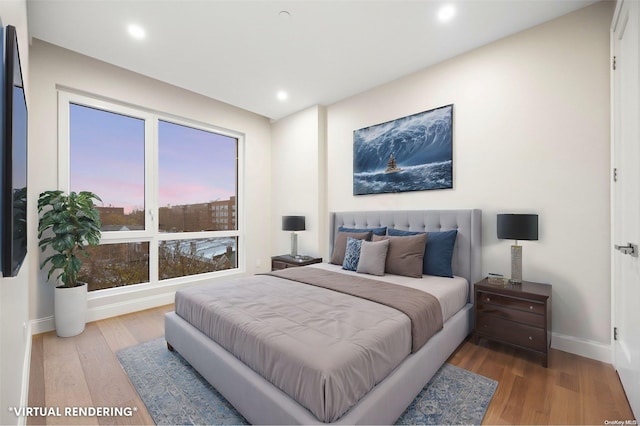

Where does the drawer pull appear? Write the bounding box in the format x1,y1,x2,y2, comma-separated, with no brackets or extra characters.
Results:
486,297,491,302
529,306,533,310
529,336,533,340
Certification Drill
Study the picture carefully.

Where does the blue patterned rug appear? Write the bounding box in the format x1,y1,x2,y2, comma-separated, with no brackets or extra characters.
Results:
117,338,497,425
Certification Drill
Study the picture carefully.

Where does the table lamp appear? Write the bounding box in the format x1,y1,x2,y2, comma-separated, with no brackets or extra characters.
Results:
282,215,305,258
497,214,538,283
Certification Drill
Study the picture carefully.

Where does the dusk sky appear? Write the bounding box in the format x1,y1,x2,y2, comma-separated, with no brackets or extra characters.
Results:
70,104,237,214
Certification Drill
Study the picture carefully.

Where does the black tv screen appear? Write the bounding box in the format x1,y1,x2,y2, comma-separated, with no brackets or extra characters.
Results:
2,25,27,277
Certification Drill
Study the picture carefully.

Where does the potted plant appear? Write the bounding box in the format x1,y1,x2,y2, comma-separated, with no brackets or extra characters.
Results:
37,190,102,337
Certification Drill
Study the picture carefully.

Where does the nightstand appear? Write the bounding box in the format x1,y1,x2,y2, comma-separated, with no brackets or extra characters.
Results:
474,277,552,367
271,255,322,271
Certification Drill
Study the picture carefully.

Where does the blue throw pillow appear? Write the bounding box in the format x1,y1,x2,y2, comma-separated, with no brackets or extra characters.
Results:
339,226,387,236
342,237,364,271
387,228,458,278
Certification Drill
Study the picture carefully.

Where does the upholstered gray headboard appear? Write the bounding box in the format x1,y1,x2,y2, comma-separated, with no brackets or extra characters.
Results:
330,209,482,287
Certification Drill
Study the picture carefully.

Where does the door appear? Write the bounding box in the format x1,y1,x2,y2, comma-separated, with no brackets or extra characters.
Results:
612,0,640,418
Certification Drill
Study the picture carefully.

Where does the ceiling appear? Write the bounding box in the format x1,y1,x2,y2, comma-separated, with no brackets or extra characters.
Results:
26,0,597,121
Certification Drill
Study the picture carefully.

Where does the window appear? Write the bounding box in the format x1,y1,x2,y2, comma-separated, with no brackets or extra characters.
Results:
59,92,242,292
158,237,237,280
157,120,237,233
69,104,146,232
81,242,150,290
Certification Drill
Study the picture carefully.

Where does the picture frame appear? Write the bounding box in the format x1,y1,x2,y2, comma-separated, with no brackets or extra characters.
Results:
353,104,453,196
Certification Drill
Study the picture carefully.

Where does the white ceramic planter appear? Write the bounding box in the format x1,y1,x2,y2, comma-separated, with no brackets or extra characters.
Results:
54,282,87,337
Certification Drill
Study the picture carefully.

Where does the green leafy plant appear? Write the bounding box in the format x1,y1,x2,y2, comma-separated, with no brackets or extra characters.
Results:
37,190,102,288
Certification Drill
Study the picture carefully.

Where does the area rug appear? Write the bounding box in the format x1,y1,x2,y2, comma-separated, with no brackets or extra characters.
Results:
117,338,497,425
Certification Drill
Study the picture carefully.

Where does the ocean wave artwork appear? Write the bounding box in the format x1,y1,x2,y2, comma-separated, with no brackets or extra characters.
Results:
353,104,453,195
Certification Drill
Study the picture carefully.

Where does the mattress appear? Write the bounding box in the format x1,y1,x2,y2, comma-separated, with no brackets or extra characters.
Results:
174,267,467,422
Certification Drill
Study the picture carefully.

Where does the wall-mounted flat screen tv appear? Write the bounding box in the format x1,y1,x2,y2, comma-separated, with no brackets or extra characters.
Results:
2,25,27,277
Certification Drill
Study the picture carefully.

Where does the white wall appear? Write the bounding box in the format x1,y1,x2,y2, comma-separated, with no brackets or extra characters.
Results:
271,105,327,259
28,39,272,330
324,2,613,360
0,3,30,424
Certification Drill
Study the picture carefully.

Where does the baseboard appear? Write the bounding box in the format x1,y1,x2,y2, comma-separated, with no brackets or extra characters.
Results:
551,331,612,364
30,316,54,335
86,292,175,323
30,292,175,335
18,321,32,426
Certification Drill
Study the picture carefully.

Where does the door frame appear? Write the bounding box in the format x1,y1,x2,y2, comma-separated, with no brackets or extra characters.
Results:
610,0,639,418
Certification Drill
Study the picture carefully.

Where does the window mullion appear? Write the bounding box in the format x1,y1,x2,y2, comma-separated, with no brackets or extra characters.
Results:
147,115,159,284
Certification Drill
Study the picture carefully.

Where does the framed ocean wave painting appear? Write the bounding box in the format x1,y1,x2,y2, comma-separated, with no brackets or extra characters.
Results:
353,104,453,195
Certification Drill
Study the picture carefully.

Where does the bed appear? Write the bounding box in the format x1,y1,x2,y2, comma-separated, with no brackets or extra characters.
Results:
165,209,482,424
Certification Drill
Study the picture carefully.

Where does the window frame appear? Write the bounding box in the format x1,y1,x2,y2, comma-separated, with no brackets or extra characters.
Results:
57,90,245,296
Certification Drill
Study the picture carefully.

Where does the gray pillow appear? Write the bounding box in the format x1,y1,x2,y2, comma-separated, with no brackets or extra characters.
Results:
356,239,390,276
373,233,427,278
330,231,372,265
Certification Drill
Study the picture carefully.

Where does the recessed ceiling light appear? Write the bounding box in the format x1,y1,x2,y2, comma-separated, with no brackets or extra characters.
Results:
437,4,456,22
127,24,146,40
277,91,288,101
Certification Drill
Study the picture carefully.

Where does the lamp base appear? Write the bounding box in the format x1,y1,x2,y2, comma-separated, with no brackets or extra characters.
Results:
510,244,522,283
290,232,298,257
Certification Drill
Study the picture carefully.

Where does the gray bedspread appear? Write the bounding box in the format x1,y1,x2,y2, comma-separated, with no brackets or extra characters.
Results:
268,267,443,352
174,268,441,422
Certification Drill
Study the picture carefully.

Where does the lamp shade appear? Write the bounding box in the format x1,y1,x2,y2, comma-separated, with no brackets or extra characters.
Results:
497,214,538,241
282,216,305,231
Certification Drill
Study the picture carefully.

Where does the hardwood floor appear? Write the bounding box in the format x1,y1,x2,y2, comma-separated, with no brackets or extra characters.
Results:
28,304,634,425
450,338,634,424
27,305,174,425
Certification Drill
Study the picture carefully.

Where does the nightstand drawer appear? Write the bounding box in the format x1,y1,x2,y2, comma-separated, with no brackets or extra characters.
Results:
476,314,546,351
272,260,293,270
476,303,545,328
477,291,545,315
271,255,323,271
